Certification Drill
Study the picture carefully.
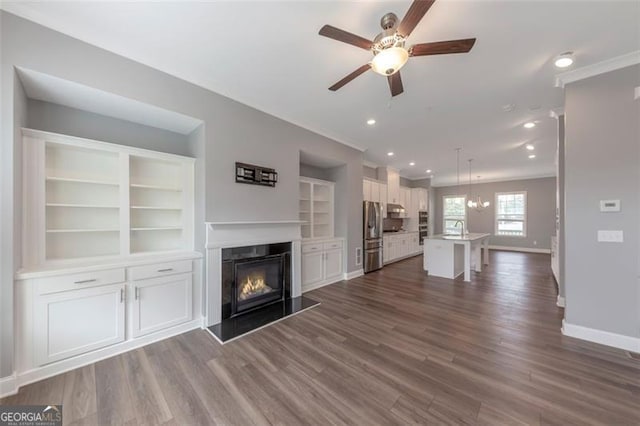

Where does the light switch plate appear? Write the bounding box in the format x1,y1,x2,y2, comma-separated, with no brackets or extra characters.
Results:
600,199,620,212
597,230,624,243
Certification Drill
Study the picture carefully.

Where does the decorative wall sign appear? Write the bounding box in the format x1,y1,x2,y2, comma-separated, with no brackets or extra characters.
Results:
235,162,278,187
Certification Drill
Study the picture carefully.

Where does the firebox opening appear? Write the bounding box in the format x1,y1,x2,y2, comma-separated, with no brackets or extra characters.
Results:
238,272,273,301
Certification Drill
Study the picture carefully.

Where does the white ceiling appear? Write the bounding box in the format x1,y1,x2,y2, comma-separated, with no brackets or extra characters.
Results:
3,1,639,185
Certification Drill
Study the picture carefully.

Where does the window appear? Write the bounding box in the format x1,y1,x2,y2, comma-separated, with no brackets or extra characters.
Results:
443,195,466,234
495,192,527,237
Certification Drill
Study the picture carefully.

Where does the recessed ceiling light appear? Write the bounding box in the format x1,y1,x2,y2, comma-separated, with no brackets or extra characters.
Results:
409,162,415,166
425,169,432,173
526,144,535,150
387,152,394,156
554,52,574,69
528,154,536,159
524,122,536,129
366,119,376,125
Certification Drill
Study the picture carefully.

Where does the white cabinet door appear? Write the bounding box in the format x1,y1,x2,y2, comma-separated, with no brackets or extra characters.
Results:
387,170,400,204
370,181,380,203
379,184,388,218
324,249,343,281
132,273,192,338
363,180,372,201
302,252,324,287
34,283,125,366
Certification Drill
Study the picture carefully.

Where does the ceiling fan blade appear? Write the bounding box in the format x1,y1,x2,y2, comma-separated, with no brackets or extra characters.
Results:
397,0,436,38
387,72,404,97
319,25,373,50
329,64,371,91
410,38,476,56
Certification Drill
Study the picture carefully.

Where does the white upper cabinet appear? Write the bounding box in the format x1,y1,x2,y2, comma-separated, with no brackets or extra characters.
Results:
363,179,381,203
387,169,400,204
21,129,195,269
300,177,335,239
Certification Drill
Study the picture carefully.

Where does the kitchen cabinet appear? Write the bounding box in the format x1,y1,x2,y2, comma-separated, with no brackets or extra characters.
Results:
387,168,400,204
301,238,344,291
363,179,372,201
400,187,412,217
379,183,388,218
363,179,381,203
411,188,428,211
383,232,422,264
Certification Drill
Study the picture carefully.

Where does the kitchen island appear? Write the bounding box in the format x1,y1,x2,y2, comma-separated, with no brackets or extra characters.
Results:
424,233,491,282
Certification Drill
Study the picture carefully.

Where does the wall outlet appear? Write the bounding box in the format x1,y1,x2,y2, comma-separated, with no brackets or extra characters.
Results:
597,230,624,243
533,240,537,246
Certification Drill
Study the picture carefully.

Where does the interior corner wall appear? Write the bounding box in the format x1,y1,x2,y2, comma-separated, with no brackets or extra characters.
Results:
563,64,640,339
557,115,566,299
433,177,556,250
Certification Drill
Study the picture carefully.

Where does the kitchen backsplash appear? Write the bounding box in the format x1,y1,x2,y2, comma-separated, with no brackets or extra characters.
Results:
383,218,404,232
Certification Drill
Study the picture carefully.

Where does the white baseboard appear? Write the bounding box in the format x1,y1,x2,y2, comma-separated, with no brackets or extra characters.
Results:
489,245,551,254
562,320,640,353
2,318,203,398
0,374,18,398
343,269,364,280
556,295,566,308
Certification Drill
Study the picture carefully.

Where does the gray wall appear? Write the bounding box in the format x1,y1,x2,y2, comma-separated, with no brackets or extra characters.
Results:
27,99,192,156
434,177,556,250
0,11,363,379
563,65,639,339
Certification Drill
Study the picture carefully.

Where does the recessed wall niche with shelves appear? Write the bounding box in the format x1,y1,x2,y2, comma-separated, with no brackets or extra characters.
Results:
298,177,334,239
22,129,194,269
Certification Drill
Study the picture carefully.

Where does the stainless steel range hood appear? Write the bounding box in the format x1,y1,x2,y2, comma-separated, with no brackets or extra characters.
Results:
387,203,405,214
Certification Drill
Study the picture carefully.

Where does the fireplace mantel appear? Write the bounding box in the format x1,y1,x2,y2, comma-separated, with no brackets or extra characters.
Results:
205,221,302,326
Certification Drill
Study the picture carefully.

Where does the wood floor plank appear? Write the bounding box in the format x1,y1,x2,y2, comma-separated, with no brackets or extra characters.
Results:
62,364,97,424
3,251,639,425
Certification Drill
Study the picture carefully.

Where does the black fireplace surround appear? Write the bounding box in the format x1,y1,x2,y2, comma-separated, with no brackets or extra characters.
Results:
221,242,291,320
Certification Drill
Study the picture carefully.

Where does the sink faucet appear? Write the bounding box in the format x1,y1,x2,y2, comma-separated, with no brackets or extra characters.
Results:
453,220,467,237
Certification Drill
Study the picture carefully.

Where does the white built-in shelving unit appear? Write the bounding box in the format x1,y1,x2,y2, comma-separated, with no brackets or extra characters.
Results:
298,177,334,239
22,129,194,268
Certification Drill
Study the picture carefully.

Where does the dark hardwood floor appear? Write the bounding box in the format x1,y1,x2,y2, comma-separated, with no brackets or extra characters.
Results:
3,251,639,425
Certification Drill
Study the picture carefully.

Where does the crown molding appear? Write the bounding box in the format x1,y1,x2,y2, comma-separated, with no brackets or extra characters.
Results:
362,160,379,169
555,51,640,88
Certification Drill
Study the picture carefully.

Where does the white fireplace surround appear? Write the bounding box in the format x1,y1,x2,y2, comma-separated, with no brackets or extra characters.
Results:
205,221,303,326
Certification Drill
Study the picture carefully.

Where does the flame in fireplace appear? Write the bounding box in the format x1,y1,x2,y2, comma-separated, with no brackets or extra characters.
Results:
239,272,273,301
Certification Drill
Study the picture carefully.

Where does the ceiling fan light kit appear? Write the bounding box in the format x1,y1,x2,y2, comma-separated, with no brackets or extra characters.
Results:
319,0,476,97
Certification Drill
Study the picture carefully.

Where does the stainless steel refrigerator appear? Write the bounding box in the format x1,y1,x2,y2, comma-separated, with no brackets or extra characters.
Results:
363,201,384,273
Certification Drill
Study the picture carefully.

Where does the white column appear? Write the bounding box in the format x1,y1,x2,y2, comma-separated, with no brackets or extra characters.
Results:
463,242,471,282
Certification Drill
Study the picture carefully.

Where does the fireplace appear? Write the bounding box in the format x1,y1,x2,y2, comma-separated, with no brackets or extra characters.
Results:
221,242,291,319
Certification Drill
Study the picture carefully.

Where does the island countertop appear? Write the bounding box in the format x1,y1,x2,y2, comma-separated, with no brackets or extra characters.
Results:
426,233,491,242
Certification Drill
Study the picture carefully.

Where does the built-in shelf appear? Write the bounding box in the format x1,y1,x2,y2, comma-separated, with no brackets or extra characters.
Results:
46,203,119,209
46,228,120,233
130,206,182,210
299,177,334,239
130,183,182,191
22,129,194,266
46,176,119,186
131,227,183,231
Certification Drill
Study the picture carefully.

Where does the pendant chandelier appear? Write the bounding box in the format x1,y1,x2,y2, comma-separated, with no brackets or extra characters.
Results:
467,159,490,211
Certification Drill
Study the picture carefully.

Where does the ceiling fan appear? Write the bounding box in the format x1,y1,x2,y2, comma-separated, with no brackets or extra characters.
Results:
319,0,476,97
